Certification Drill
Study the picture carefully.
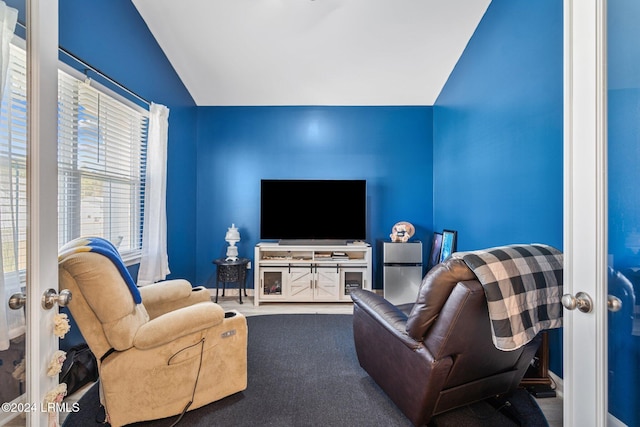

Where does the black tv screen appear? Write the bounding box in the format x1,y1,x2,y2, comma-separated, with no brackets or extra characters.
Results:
260,179,366,243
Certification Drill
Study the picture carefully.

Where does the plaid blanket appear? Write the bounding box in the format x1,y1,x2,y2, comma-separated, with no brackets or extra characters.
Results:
452,244,563,351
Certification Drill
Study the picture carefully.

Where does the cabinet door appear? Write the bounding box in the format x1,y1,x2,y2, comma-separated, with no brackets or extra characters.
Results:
340,267,368,301
314,266,340,300
288,267,314,301
260,268,287,301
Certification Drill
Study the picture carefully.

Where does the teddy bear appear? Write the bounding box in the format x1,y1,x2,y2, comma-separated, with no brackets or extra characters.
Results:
390,221,415,242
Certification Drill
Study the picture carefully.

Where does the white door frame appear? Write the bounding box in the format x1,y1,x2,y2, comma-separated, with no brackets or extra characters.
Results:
563,0,609,425
25,0,59,425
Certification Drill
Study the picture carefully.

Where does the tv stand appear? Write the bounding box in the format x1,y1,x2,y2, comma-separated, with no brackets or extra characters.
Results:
254,242,372,306
279,239,347,246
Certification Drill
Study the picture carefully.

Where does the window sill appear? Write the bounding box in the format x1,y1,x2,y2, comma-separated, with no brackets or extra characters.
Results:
121,252,141,267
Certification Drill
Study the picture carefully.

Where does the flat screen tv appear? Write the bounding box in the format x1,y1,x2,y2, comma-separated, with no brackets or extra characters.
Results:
260,179,366,244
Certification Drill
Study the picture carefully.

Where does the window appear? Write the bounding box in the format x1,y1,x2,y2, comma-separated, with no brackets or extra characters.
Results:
0,41,149,272
58,68,149,262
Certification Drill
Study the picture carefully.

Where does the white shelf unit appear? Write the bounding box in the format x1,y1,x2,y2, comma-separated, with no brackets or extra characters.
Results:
254,242,372,306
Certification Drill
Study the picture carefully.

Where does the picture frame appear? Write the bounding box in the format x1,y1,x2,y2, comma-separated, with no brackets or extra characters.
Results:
439,229,458,263
427,232,443,270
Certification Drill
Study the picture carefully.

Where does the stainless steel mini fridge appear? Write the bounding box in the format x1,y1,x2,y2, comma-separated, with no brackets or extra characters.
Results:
382,241,423,305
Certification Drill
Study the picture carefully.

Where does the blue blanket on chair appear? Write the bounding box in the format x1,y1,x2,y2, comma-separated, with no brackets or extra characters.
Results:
58,237,142,304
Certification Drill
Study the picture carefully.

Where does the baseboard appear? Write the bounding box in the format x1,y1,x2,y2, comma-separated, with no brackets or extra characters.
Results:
208,288,383,298
548,370,563,398
208,288,254,297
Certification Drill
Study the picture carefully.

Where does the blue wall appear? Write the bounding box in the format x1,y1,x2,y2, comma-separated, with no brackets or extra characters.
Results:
58,0,199,284
195,106,433,288
433,0,564,374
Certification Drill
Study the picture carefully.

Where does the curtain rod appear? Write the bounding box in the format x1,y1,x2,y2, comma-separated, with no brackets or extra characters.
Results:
58,46,151,107
16,20,151,107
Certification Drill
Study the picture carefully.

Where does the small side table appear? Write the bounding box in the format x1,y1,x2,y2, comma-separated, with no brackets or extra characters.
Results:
213,258,249,304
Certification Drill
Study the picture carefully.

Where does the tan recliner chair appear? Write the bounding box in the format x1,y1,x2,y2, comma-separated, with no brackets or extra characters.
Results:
58,237,247,427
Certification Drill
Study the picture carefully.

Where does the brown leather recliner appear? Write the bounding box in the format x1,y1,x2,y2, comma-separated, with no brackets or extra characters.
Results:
351,257,541,426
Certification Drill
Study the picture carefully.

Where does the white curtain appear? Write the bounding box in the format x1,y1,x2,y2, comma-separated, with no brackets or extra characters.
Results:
137,103,170,285
0,1,20,351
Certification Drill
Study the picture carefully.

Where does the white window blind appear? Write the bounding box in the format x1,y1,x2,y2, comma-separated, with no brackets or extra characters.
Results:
57,70,149,261
0,40,149,270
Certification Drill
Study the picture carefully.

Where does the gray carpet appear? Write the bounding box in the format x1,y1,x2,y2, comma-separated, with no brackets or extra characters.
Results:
63,314,548,427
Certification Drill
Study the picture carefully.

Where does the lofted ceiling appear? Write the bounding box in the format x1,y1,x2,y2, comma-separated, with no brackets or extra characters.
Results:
132,0,491,106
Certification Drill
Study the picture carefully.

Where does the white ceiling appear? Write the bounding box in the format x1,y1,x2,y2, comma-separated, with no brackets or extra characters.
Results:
132,0,491,106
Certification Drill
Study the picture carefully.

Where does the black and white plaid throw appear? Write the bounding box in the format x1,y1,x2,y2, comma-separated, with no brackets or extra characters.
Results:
452,244,563,351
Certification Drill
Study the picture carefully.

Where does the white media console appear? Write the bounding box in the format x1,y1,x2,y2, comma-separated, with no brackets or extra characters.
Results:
253,242,372,306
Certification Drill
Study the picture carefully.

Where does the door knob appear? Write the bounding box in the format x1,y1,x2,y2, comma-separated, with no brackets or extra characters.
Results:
607,295,622,312
42,288,72,310
8,292,26,310
9,289,73,310
561,291,593,313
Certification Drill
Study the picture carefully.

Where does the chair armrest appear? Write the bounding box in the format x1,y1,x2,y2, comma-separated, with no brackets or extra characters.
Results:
133,302,224,350
139,279,192,304
140,279,212,319
350,289,421,350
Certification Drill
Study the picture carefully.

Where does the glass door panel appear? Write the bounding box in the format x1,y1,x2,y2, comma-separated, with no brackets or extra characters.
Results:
261,269,284,298
341,269,365,301
607,0,640,425
0,1,26,425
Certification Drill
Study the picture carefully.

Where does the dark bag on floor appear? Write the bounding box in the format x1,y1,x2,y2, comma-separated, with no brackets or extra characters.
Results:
59,343,99,395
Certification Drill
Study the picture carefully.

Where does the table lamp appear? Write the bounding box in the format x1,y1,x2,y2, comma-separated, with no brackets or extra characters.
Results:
225,223,240,261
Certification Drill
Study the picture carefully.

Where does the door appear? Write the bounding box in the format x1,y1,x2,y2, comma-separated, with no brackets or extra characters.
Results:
382,265,422,305
0,1,58,426
259,268,287,301
27,1,60,425
313,266,339,300
340,267,367,301
564,0,640,426
563,2,605,426
288,267,313,301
